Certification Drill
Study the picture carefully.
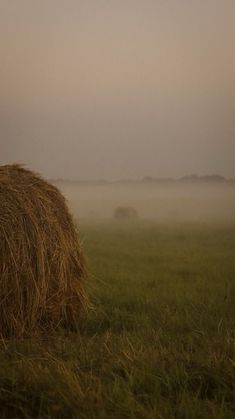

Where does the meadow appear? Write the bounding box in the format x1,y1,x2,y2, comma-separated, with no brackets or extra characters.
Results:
0,220,234,418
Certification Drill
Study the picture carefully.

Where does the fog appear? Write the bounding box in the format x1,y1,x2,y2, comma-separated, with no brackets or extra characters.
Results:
1,0,235,179
55,181,235,224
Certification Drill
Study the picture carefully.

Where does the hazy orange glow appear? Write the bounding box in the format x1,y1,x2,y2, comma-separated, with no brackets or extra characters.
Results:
1,1,234,179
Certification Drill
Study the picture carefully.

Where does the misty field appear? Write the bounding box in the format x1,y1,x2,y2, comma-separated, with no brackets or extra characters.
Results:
0,221,235,418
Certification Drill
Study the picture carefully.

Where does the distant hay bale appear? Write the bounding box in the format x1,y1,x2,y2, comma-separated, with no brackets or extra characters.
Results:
114,206,138,221
0,164,88,338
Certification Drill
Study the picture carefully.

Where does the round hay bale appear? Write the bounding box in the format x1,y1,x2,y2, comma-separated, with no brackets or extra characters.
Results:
114,206,138,221
0,164,88,337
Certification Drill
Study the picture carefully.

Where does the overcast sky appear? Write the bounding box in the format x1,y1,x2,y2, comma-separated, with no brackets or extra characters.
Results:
0,0,234,179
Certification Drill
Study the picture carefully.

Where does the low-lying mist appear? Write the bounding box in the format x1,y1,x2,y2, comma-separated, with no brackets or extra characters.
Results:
55,181,235,224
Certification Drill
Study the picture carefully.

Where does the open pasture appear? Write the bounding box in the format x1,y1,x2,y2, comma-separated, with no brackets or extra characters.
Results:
0,221,234,418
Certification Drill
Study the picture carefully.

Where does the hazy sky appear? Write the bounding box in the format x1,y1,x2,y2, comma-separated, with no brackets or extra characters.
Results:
1,0,235,179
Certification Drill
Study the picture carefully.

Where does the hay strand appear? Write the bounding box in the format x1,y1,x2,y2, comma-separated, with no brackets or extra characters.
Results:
0,164,88,337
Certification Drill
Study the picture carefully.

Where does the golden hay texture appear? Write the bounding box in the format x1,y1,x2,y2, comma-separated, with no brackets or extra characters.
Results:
0,164,88,338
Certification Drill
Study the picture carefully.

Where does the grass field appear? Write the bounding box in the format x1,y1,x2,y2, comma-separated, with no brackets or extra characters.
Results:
0,221,235,418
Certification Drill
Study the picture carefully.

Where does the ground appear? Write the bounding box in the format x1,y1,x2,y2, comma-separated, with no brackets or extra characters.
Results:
0,221,234,418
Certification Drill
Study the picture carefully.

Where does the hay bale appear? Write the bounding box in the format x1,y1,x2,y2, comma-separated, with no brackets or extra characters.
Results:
114,206,138,221
0,164,88,337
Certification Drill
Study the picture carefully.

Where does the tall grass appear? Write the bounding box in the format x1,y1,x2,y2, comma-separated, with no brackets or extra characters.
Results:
0,221,234,418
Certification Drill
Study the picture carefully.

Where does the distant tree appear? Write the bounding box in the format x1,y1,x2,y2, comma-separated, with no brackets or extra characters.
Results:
201,175,225,182
180,174,226,183
180,174,199,182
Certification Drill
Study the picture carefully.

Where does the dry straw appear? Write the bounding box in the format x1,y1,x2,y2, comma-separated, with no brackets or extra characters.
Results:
0,164,88,338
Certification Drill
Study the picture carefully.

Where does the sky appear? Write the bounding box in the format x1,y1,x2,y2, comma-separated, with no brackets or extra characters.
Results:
0,0,235,180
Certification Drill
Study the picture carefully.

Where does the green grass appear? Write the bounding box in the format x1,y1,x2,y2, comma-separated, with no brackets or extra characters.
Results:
0,221,235,418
